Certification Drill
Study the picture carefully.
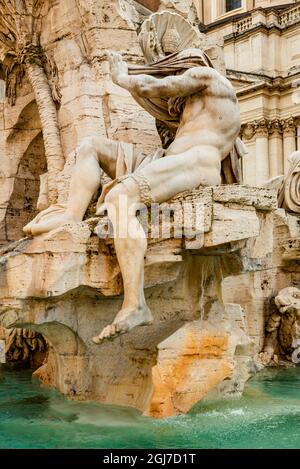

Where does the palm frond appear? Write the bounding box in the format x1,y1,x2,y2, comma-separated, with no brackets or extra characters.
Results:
0,13,16,36
15,0,26,15
0,0,16,17
32,0,44,16
0,31,15,49
0,0,60,107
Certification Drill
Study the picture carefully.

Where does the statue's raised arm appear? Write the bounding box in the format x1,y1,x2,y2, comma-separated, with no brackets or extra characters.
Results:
108,51,219,99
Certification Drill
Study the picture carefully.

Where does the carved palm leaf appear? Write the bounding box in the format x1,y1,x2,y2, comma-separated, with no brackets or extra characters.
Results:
0,0,64,204
0,0,61,105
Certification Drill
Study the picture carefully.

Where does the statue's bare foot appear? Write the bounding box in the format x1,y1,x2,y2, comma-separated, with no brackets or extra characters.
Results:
92,305,153,344
23,204,75,236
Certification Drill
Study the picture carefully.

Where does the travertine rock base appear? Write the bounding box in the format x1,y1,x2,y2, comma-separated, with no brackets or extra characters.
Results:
0,186,298,418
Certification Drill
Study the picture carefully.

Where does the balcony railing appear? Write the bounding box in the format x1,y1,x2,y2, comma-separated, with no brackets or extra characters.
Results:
233,16,253,34
231,3,300,36
278,4,300,26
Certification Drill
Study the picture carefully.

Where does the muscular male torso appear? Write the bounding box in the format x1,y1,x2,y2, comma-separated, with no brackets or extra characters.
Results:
164,69,241,159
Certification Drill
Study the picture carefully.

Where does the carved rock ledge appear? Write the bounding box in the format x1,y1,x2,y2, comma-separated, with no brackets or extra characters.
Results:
0,185,284,418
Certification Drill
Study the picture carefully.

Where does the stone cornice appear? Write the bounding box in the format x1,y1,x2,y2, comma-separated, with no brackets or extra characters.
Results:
226,70,300,99
227,69,300,89
241,116,299,141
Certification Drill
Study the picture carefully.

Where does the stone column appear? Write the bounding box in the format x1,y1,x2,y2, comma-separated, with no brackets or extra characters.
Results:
254,118,269,184
268,119,283,177
282,117,296,174
241,122,256,185
297,119,300,151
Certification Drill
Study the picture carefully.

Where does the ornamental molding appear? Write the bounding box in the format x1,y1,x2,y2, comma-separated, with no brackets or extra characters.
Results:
241,117,298,141
254,118,269,138
268,119,283,138
281,117,297,136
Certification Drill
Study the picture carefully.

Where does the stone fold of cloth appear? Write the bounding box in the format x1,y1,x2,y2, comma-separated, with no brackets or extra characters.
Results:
278,151,300,214
96,142,165,208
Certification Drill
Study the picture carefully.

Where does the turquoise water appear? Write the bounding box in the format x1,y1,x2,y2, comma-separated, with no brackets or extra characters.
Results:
0,366,299,449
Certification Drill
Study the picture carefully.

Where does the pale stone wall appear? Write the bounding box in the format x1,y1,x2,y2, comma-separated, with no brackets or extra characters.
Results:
0,80,4,102
0,0,160,245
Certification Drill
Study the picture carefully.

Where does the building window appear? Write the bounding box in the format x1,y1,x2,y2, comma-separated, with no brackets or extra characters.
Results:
211,0,244,22
226,0,242,12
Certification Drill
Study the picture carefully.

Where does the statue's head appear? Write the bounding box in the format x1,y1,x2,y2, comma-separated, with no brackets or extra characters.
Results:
139,11,204,64
161,28,181,55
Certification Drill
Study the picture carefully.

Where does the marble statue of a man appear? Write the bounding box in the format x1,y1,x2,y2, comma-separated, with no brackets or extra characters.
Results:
23,13,242,344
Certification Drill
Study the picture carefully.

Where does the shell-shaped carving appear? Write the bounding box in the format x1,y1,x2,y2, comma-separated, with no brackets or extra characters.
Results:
139,11,204,64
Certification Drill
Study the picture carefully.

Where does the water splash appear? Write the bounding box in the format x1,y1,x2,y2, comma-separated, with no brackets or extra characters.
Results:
0,366,299,448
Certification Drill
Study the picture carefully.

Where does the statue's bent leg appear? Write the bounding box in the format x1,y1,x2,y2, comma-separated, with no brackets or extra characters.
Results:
61,137,119,221
138,145,222,203
92,145,222,344
23,137,120,236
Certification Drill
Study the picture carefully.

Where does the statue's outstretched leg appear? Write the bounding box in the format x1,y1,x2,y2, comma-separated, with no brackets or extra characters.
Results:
92,146,222,344
92,176,153,344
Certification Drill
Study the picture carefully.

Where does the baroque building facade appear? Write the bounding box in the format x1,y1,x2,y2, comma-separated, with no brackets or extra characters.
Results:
136,0,300,184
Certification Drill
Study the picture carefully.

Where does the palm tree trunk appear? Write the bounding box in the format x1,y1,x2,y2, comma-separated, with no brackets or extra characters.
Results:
25,61,64,204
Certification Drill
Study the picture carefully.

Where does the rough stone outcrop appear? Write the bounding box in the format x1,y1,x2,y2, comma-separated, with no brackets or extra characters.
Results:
1,185,298,418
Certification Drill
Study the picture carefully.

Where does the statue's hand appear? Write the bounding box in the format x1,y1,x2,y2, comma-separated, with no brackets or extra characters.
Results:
107,51,128,86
